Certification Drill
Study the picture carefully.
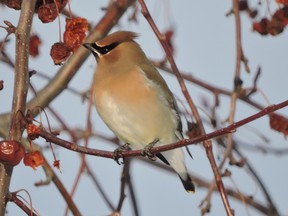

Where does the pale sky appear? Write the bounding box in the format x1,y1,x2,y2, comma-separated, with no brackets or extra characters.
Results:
1,1,288,215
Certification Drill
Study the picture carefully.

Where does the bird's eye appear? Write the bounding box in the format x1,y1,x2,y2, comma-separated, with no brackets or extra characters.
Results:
99,42,118,55
102,47,110,54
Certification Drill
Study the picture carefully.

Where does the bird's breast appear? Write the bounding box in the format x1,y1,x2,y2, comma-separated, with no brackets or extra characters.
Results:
93,66,179,147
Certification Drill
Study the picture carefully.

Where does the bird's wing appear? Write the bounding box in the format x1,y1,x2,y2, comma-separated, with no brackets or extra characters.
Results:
139,63,183,136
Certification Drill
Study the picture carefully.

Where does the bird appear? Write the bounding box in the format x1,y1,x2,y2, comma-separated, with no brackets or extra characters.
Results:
83,31,195,193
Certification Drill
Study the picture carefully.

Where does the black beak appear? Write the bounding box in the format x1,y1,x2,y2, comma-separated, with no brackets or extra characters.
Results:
83,43,99,58
83,43,92,50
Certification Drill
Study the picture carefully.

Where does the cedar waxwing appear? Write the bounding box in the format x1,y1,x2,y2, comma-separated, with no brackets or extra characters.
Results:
83,31,195,193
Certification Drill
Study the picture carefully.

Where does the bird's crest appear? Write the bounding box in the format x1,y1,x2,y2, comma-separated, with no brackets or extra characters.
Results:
96,31,139,47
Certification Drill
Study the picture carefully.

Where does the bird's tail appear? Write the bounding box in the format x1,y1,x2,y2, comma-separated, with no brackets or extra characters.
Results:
178,173,195,193
156,150,195,193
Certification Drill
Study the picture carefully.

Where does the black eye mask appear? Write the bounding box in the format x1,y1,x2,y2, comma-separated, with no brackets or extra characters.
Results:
92,42,119,55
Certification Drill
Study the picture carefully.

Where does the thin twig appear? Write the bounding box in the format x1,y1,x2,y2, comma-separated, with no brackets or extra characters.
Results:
235,141,288,155
35,156,82,216
64,87,94,216
32,97,288,161
221,0,244,171
141,154,278,216
153,62,265,111
86,164,115,210
138,0,234,214
232,145,279,215
127,168,139,216
116,160,130,212
0,1,134,214
201,0,244,212
214,135,280,215
0,0,136,130
7,192,38,216
52,1,135,215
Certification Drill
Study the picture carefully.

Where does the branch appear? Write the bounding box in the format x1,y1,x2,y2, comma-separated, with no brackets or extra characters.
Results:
140,154,279,215
3,0,133,204
153,62,265,111
201,2,245,208
115,161,130,212
195,174,277,215
32,100,288,158
39,157,82,216
0,1,135,215
7,192,38,216
232,145,279,215
0,1,36,216
221,0,244,170
138,0,234,214
21,99,287,216
0,0,136,131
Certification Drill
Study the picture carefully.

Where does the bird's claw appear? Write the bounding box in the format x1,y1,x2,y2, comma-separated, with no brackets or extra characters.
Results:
113,150,125,165
142,139,159,161
113,143,130,165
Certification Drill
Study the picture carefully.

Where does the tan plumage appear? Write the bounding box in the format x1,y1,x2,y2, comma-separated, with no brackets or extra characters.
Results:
83,31,195,193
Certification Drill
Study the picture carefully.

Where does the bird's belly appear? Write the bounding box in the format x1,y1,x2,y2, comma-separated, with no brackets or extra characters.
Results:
94,89,177,149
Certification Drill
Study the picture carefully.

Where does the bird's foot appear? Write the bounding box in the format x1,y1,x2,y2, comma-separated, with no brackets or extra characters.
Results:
113,143,130,165
142,139,159,161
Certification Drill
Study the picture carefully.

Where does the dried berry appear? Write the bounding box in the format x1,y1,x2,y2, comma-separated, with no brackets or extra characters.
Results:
276,0,288,7
38,3,58,23
0,80,3,91
0,140,25,166
35,0,67,12
64,17,88,52
23,151,44,170
239,0,249,11
267,18,284,35
253,18,269,35
273,6,288,26
249,9,258,18
27,124,40,140
4,0,22,10
50,42,71,65
253,7,288,36
29,34,42,57
269,113,288,138
53,160,61,170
